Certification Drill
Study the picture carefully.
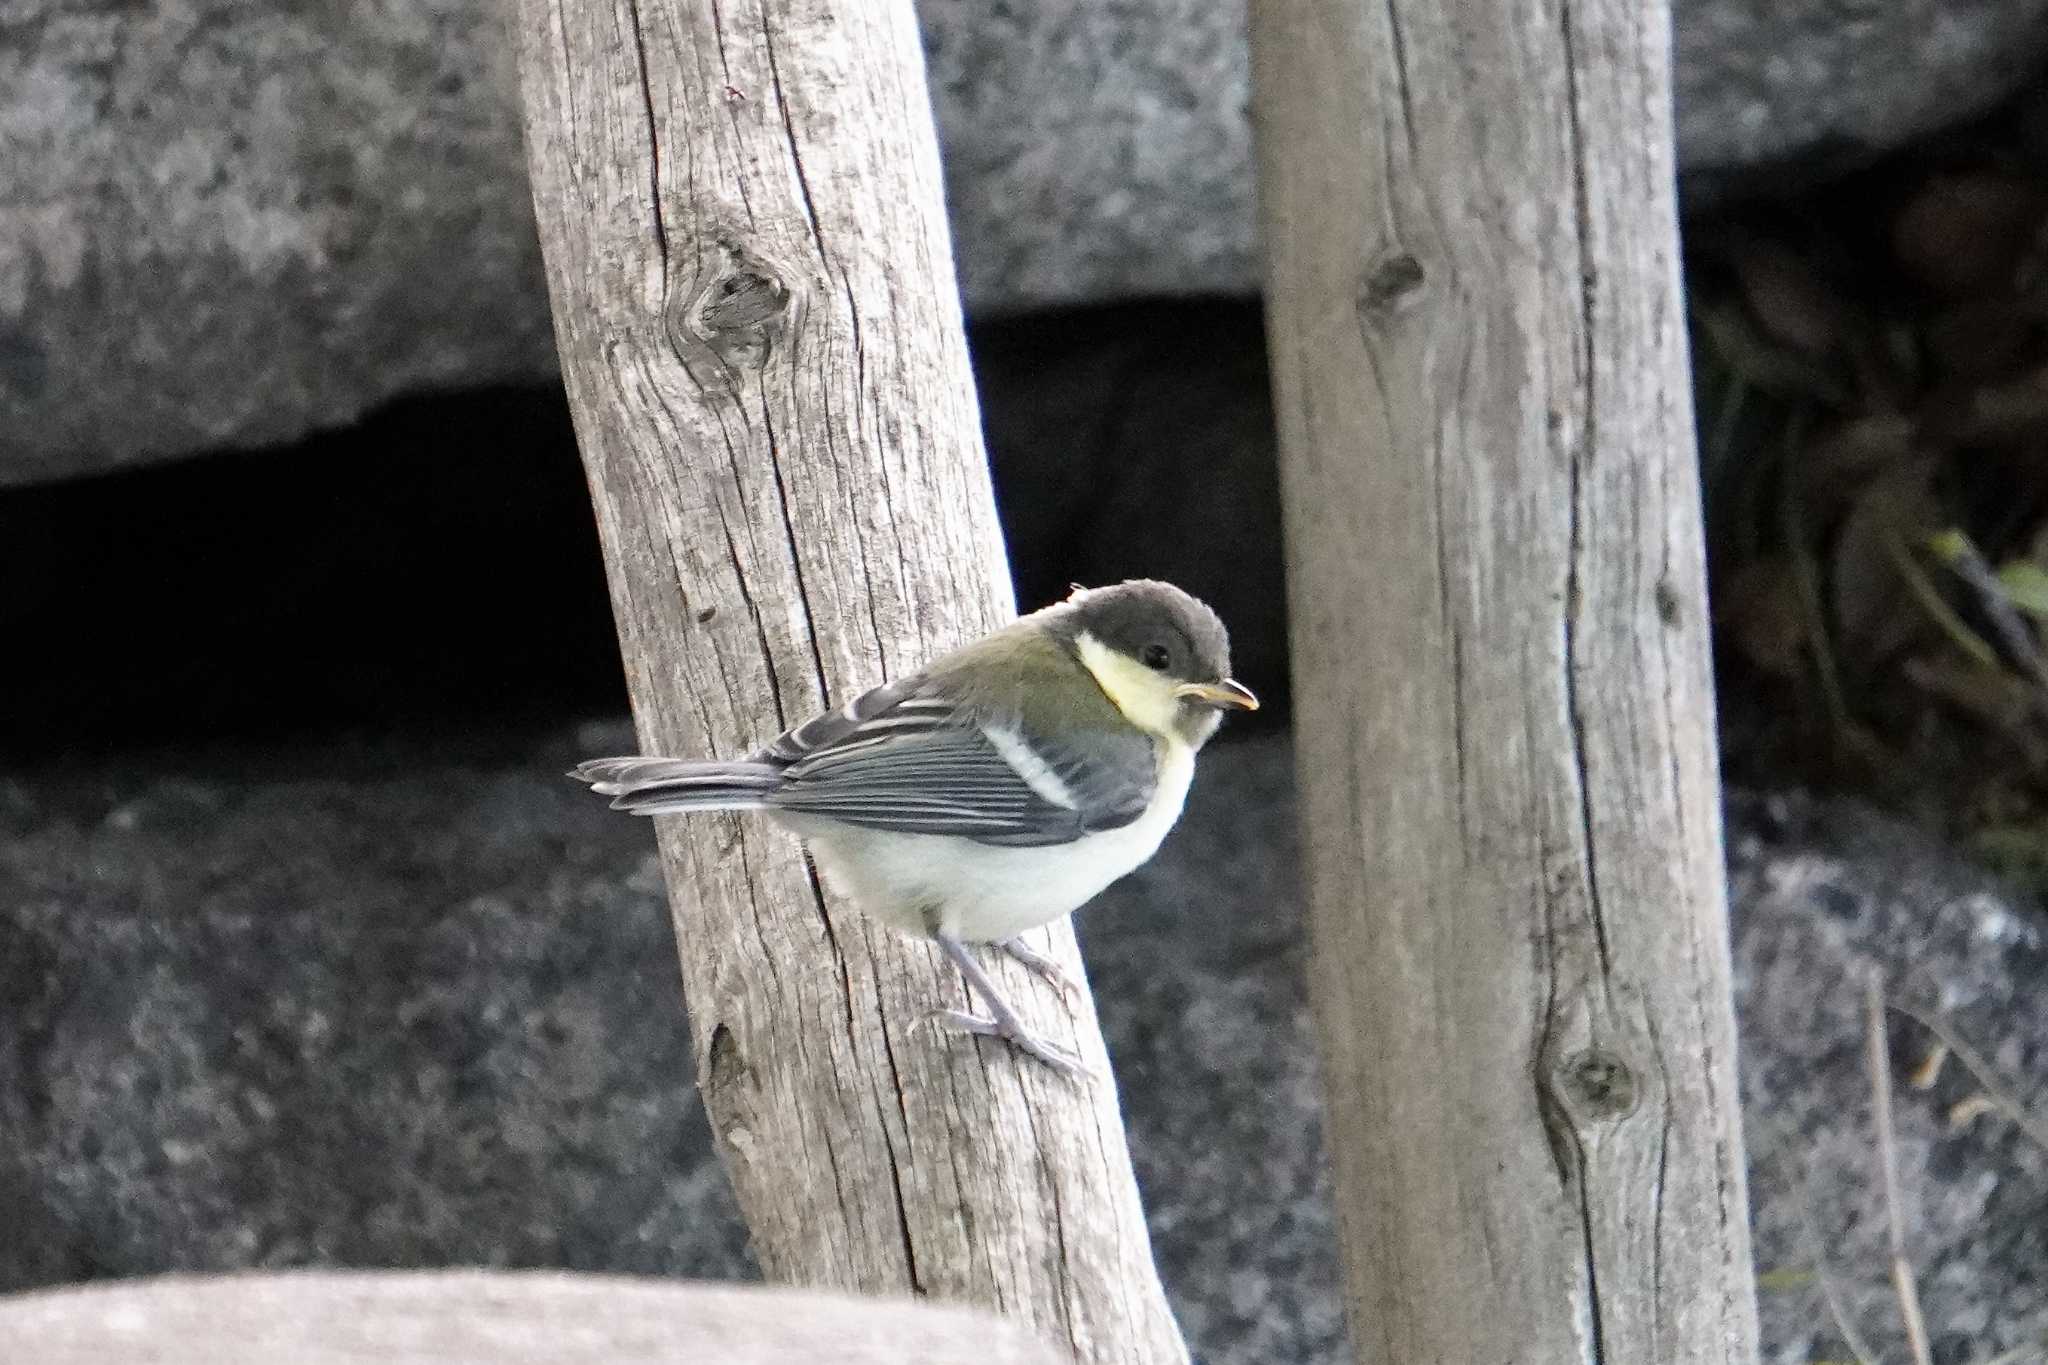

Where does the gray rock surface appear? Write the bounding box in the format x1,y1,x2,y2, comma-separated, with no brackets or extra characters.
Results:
1729,791,2048,1365
0,0,552,485
1676,0,2048,182
0,724,1339,1363
6,0,2048,478
3,728,2046,1361
0,732,751,1286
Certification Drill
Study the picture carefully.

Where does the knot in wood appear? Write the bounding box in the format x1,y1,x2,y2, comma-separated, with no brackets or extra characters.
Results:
700,268,789,335
670,253,795,377
1356,252,1427,322
705,1021,749,1094
1555,1046,1638,1122
1654,579,1682,627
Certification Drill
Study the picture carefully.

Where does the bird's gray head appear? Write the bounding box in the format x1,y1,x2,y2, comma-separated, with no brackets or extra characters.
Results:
1053,580,1257,746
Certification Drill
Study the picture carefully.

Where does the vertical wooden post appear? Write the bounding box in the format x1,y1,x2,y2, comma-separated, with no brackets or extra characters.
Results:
514,3,1188,1361
1251,1,1761,1360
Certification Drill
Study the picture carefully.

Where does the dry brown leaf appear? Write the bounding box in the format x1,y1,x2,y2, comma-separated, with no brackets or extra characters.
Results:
1696,299,1848,401
1903,664,2048,775
1900,655,2048,763
1831,460,1942,665
1846,322,1921,414
1921,300,2041,383
1729,238,1850,361
1891,170,2048,298
1947,1093,1999,1130
1718,557,1809,680
1943,363,2048,445
1800,412,1920,518
1907,1041,1950,1090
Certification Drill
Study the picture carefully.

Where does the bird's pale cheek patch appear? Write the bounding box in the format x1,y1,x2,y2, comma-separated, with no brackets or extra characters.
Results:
1074,631,1185,738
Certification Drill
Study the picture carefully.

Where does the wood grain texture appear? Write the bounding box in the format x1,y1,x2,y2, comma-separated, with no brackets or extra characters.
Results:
513,1,1187,1360
0,1271,1067,1364
1250,2,1761,1361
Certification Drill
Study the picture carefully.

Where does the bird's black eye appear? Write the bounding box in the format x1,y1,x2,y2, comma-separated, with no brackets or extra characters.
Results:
1140,642,1171,671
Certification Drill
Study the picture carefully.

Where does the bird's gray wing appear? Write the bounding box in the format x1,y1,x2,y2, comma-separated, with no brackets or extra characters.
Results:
763,681,1157,847
755,675,933,765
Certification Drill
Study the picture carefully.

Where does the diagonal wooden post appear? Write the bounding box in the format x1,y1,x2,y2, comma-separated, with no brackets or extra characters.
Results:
513,2,1187,1360
1252,0,1762,1360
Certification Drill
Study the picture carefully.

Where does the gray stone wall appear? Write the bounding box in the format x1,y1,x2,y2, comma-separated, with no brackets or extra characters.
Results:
4,0,2046,477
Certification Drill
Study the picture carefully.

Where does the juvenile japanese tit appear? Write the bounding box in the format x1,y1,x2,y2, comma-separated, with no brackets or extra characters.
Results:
572,579,1256,1076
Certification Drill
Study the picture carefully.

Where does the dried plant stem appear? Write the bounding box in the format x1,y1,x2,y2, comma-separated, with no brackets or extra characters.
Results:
1798,1170,1882,1365
1707,368,1756,557
1886,998,2048,1153
1780,406,1857,737
1930,529,2048,707
1866,972,1934,1365
1887,531,1999,669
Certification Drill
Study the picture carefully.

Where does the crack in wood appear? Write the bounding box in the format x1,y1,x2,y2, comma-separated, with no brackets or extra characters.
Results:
754,394,830,705
1574,1157,1612,1365
871,1020,926,1295
704,0,757,227
1648,1013,1675,1354
1429,337,1470,847
710,473,788,733
622,0,668,264
1557,0,1611,992
759,10,828,263
1381,0,1422,163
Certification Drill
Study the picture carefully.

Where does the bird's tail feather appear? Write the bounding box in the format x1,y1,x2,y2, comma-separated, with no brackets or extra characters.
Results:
569,757,781,814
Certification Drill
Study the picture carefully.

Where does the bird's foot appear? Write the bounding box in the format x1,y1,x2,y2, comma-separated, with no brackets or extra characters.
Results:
998,936,1085,1004
929,1009,1095,1080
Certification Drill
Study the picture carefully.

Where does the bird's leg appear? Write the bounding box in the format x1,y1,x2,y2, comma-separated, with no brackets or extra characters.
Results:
998,934,1084,1003
931,935,1093,1079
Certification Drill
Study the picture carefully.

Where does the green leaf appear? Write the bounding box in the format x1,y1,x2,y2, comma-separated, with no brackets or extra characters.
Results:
1997,561,2048,620
1926,527,1973,564
1756,1266,1817,1292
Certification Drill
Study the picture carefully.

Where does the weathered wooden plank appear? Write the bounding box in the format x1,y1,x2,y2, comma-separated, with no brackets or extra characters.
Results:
1250,0,1762,1359
513,1,1187,1359
0,1271,1067,1363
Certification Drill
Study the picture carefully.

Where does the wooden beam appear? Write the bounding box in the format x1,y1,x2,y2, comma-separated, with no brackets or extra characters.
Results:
0,1271,1067,1363
1250,0,1762,1358
513,1,1187,1359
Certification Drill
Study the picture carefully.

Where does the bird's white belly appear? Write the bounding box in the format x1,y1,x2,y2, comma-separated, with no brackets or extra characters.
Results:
785,744,1195,943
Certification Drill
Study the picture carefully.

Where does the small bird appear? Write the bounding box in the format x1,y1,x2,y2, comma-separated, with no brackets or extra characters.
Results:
571,579,1256,1076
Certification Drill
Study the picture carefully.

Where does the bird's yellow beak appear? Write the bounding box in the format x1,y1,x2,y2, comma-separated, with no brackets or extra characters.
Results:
1174,679,1260,711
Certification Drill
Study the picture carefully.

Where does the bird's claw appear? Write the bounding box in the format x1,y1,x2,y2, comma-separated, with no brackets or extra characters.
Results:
928,1008,1095,1080
998,937,1085,1004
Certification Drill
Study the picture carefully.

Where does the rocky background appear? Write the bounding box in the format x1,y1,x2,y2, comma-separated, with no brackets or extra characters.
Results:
5,1,2048,1361
6,0,2048,479
6,727,2046,1363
